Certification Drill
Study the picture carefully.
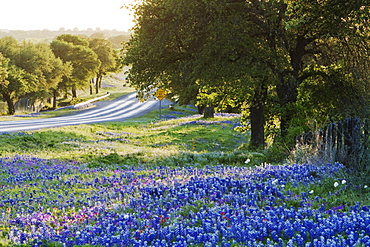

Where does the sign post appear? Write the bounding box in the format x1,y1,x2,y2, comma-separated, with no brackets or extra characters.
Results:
154,89,166,119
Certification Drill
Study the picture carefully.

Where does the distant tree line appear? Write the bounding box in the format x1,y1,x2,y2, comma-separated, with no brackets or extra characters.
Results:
0,34,122,115
124,0,370,149
0,28,131,49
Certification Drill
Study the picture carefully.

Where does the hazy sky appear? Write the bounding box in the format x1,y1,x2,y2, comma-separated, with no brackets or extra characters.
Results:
1,0,136,31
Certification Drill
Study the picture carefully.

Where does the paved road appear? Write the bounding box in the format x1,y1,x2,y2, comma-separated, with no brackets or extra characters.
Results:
0,93,160,133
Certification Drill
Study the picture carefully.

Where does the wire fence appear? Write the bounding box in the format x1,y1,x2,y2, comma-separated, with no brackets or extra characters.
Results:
0,98,44,115
297,117,369,168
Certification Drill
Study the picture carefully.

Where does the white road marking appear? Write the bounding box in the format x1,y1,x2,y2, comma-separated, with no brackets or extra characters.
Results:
0,93,159,132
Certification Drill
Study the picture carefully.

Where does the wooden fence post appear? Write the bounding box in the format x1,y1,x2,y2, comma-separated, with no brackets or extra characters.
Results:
336,120,343,162
297,117,369,168
363,118,369,149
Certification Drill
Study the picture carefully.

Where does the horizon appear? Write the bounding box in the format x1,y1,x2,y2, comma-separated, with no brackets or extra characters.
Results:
0,27,131,32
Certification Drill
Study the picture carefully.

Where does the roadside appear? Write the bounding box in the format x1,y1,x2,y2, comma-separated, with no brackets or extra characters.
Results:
55,92,112,111
0,70,133,120
69,92,174,120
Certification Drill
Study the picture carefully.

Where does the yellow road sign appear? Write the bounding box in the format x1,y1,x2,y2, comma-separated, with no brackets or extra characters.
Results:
155,88,166,100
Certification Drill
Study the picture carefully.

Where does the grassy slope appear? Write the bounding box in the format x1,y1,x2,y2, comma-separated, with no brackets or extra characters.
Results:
0,107,248,166
1,104,369,209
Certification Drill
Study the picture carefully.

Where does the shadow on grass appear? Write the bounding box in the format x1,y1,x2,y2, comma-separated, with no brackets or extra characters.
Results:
85,150,259,169
0,130,87,154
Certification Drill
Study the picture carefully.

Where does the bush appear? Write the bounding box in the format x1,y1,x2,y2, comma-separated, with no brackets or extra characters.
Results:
40,102,54,111
264,143,290,164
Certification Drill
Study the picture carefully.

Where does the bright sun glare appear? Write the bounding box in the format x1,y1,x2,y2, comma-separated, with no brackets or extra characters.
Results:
1,0,136,31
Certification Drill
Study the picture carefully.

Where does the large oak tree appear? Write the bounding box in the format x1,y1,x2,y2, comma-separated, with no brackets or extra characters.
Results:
0,37,66,114
124,0,370,147
51,34,100,98
88,38,122,94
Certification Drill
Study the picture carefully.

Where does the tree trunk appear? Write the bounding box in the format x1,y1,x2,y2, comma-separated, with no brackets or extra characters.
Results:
90,78,94,95
99,75,103,88
95,76,100,94
203,105,214,118
250,85,268,148
2,93,15,115
197,105,205,114
72,87,77,98
52,89,57,109
276,78,298,139
95,75,102,94
276,35,310,140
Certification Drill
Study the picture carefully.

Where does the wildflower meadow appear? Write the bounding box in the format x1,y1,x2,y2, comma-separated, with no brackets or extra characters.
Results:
0,111,370,246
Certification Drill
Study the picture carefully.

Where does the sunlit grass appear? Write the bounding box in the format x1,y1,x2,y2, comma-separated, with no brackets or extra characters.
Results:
0,106,247,169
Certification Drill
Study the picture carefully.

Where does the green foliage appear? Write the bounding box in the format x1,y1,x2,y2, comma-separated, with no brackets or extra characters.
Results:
236,140,288,165
125,0,370,149
0,38,67,114
88,38,122,94
51,34,100,98
55,34,89,47
0,53,9,85
263,143,290,164
84,145,257,169
153,151,252,168
284,170,370,211
298,64,370,121
89,38,120,74
96,152,122,165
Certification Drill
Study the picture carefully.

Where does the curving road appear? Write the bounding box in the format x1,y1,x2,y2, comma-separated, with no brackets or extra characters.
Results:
0,93,160,133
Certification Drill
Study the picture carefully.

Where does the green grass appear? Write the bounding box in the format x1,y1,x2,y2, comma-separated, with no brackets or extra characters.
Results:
280,178,370,214
56,70,132,107
0,106,251,169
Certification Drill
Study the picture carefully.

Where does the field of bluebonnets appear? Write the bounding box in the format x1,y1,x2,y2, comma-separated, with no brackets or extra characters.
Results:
1,107,370,246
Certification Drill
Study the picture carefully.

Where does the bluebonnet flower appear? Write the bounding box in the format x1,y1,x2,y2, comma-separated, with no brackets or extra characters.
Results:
1,156,370,246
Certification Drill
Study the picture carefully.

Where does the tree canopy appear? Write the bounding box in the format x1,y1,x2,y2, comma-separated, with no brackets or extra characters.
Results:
51,34,101,98
0,37,67,114
89,38,122,94
0,33,121,115
124,0,370,148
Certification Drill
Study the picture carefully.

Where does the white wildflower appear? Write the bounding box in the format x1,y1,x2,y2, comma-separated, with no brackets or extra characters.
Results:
334,182,339,187
309,190,314,194
364,185,368,189
245,159,251,164
341,179,346,185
